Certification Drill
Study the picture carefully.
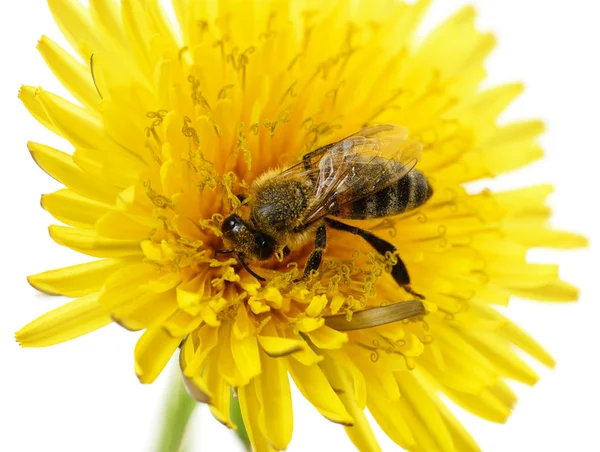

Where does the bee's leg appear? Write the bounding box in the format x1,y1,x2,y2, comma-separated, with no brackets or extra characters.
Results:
237,253,266,282
303,223,327,279
325,218,424,299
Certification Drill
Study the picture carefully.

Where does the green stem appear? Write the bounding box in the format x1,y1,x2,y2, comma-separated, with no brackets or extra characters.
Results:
230,392,251,451
155,368,198,452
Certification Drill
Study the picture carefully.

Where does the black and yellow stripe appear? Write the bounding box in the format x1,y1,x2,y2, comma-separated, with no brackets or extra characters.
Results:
334,169,432,220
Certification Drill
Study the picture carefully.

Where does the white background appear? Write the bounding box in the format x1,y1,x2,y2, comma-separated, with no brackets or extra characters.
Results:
1,1,598,451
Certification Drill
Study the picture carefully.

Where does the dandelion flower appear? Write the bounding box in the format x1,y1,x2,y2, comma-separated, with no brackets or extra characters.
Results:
17,1,586,451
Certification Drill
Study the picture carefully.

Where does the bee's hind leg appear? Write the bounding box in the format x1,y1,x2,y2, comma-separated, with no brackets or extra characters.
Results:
325,218,424,299
302,223,327,280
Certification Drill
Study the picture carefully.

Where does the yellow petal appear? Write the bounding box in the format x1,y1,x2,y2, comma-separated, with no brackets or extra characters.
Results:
35,87,116,152
444,383,514,423
256,351,293,450
42,189,110,228
134,326,182,383
28,258,128,297
467,332,538,386
16,293,111,347
19,86,58,134
27,141,115,202
37,35,100,110
217,321,249,387
111,291,178,331
98,263,160,308
307,325,348,349
96,211,153,240
305,294,328,317
50,225,142,258
287,357,354,426
295,316,325,332
73,147,145,190
258,334,305,358
320,355,381,452
122,0,153,74
230,308,261,381
239,380,277,452
507,280,580,302
89,0,126,45
204,355,233,427
367,379,415,450
183,325,220,377
326,350,367,409
395,371,454,452
179,336,211,403
47,0,105,59
501,319,555,367
424,376,481,452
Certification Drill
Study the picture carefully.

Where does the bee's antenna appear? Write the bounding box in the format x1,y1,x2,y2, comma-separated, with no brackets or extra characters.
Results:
237,253,266,282
90,53,103,100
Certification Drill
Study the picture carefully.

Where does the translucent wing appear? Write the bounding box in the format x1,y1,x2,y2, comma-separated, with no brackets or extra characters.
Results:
275,125,422,225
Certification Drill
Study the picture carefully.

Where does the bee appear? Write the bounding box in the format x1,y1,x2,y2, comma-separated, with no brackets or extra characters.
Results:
217,125,433,299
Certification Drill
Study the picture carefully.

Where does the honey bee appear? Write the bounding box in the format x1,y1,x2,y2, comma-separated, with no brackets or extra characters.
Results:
217,125,433,298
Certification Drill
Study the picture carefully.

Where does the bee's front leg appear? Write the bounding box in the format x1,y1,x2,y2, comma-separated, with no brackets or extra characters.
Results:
302,223,327,279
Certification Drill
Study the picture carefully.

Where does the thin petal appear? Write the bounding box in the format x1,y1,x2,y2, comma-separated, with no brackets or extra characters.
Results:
238,380,276,452
98,263,160,308
367,379,415,450
19,86,57,134
26,141,116,202
49,225,142,258
28,258,129,297
37,35,100,110
287,357,354,426
47,0,104,59
35,87,115,151
111,291,178,331
307,325,348,349
256,351,293,450
230,307,261,381
320,355,381,452
134,326,182,383
16,293,111,347
204,356,233,427
42,189,111,227
396,371,454,451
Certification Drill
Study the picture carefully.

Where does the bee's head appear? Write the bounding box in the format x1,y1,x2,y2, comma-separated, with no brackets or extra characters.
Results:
221,214,276,262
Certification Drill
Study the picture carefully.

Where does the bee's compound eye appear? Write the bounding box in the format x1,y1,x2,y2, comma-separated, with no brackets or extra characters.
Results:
255,233,276,260
221,216,237,234
255,235,267,248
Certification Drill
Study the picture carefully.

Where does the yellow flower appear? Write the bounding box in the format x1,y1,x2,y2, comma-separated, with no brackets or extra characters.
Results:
16,1,586,451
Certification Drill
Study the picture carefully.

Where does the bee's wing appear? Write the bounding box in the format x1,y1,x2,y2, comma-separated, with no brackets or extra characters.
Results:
277,125,422,225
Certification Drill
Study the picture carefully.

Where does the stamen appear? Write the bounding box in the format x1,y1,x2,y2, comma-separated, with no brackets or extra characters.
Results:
144,180,175,209
217,84,235,100
364,88,411,125
280,81,298,105
182,116,200,145
145,110,168,164
227,46,255,88
187,75,212,111
232,122,252,170
222,172,242,209
89,54,103,99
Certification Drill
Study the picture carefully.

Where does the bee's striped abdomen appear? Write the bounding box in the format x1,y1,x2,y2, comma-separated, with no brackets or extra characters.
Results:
335,169,432,220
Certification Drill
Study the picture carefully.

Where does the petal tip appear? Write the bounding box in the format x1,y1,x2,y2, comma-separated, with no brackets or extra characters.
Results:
26,274,61,296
